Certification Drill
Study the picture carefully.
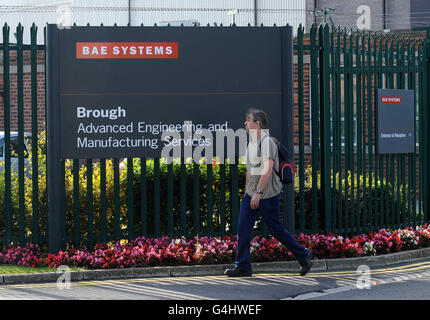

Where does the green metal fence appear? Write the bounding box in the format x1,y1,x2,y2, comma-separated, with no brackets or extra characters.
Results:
295,24,429,235
0,23,429,250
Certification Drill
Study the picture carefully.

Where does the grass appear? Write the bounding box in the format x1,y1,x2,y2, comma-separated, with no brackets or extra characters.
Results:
0,265,87,275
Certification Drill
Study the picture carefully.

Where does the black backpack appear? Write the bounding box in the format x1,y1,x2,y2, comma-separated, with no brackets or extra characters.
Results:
258,136,296,184
273,139,296,184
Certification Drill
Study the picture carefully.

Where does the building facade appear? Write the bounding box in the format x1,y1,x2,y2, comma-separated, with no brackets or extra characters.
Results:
0,0,306,43
306,0,430,31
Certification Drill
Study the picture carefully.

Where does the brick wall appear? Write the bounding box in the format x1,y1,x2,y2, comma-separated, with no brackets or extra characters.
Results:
0,50,46,134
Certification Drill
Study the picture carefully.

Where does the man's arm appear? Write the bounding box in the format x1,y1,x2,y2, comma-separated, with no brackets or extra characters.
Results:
256,158,273,191
245,169,249,191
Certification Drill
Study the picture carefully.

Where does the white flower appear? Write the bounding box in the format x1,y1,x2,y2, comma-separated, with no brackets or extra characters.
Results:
363,241,376,256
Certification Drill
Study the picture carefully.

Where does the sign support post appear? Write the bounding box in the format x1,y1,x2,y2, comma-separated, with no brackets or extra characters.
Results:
47,24,63,254
281,26,295,233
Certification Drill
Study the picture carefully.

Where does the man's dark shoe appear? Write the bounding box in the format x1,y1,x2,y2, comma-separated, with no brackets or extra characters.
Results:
299,249,313,276
224,267,252,277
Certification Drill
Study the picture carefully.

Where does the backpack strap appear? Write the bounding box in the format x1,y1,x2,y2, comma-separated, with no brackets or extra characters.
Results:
256,135,281,178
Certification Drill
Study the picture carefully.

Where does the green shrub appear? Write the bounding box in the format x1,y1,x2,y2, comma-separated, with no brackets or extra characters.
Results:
0,165,20,239
17,130,247,241
0,129,420,243
291,166,415,230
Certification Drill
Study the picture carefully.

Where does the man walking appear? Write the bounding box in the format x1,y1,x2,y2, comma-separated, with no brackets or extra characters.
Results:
224,108,313,277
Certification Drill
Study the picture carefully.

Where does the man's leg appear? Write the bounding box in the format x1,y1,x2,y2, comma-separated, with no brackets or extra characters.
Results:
234,193,259,271
259,194,309,264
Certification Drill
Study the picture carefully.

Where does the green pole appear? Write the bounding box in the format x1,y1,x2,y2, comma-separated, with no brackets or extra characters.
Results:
319,24,332,233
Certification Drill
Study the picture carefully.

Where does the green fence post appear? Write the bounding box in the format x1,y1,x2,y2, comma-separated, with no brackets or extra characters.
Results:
424,40,430,224
356,31,363,233
408,38,416,228
310,24,320,233
167,161,174,236
347,29,355,234
219,162,226,235
230,159,239,235
87,159,93,250
336,28,343,232
297,24,306,232
377,34,384,228
389,35,396,229
30,23,40,244
127,157,134,240
113,158,121,241
43,25,48,244
17,23,25,245
395,39,401,228
366,32,373,231
193,162,200,235
180,161,187,235
342,29,349,233
154,158,161,237
140,157,148,235
418,43,423,226
319,24,332,234
3,23,12,245
60,160,66,249
100,159,107,243
73,159,80,247
207,163,214,235
399,39,406,229
329,25,337,233
372,33,379,230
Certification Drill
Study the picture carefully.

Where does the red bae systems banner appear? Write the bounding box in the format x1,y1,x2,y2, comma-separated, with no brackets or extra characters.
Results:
76,42,179,59
380,96,401,104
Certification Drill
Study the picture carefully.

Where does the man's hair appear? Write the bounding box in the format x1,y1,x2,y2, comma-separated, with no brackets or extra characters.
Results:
246,108,268,129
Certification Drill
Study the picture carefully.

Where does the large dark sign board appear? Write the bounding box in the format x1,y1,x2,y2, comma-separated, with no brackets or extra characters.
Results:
376,89,415,154
49,26,291,159
46,25,294,253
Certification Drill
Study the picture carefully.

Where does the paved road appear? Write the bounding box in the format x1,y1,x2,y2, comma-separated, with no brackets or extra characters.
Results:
1,258,430,300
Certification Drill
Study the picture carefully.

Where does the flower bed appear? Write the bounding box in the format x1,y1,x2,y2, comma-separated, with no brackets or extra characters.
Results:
1,225,430,270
